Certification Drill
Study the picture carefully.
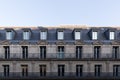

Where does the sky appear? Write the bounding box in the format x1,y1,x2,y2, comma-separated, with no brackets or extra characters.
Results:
0,0,120,27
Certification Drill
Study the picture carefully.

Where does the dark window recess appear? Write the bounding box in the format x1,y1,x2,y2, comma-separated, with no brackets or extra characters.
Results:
22,46,28,59
76,65,83,77
58,46,64,58
39,65,46,76
58,65,65,76
4,46,10,59
113,65,120,77
113,46,119,59
95,65,102,77
76,46,82,59
3,65,9,77
94,46,101,59
21,65,28,77
40,46,46,59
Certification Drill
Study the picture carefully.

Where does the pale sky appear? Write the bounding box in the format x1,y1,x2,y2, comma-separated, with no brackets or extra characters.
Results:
0,0,120,27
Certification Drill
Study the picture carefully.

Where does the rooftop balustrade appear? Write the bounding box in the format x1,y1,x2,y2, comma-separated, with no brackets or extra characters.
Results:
0,53,119,61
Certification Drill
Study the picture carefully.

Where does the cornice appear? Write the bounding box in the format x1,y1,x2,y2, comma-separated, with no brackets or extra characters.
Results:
92,40,103,45
75,40,84,45
56,40,66,45
110,40,120,45
37,40,48,45
0,40,11,45
19,40,29,45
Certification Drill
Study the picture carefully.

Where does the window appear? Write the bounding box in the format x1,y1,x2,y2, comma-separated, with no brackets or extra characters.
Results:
94,46,100,59
40,31,47,40
112,46,119,59
95,65,102,77
92,31,98,40
39,65,46,76
113,65,120,76
23,31,29,40
58,46,64,58
58,31,64,40
76,65,83,77
4,46,10,59
6,31,13,40
40,46,46,59
109,32,115,40
58,65,65,76
76,46,82,59
3,65,9,77
75,31,80,40
22,46,28,59
21,65,28,77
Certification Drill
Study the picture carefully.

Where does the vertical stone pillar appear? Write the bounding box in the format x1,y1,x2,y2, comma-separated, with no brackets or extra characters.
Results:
13,61,17,76
31,61,35,76
87,61,91,76
50,61,53,76
106,61,109,76
68,61,72,76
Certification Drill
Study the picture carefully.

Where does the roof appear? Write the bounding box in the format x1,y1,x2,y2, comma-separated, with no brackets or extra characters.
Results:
0,25,119,45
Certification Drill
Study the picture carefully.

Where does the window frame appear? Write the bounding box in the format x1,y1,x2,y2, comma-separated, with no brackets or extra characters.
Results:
23,31,30,40
76,65,83,77
4,46,10,59
3,65,9,77
58,65,65,76
6,31,13,40
40,31,47,40
39,65,46,76
95,65,102,77
21,65,28,77
57,31,64,40
109,31,115,40
92,31,98,40
113,65,120,76
75,31,81,40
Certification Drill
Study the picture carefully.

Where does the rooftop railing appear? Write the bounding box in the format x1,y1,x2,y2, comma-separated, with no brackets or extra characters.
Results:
0,53,119,60
0,72,119,79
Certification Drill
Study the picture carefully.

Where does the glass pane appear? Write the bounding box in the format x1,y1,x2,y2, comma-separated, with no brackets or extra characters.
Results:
6,31,12,40
75,31,80,40
41,31,47,40
23,31,29,40
92,32,97,40
58,31,64,40
110,32,114,40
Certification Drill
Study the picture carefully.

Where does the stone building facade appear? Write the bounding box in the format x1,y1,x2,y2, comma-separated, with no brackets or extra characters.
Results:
0,26,119,80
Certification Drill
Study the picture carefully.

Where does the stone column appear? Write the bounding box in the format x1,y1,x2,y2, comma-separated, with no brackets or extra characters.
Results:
31,61,35,76
87,61,91,76
68,61,72,76
106,61,109,76
50,61,53,76
13,61,17,76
